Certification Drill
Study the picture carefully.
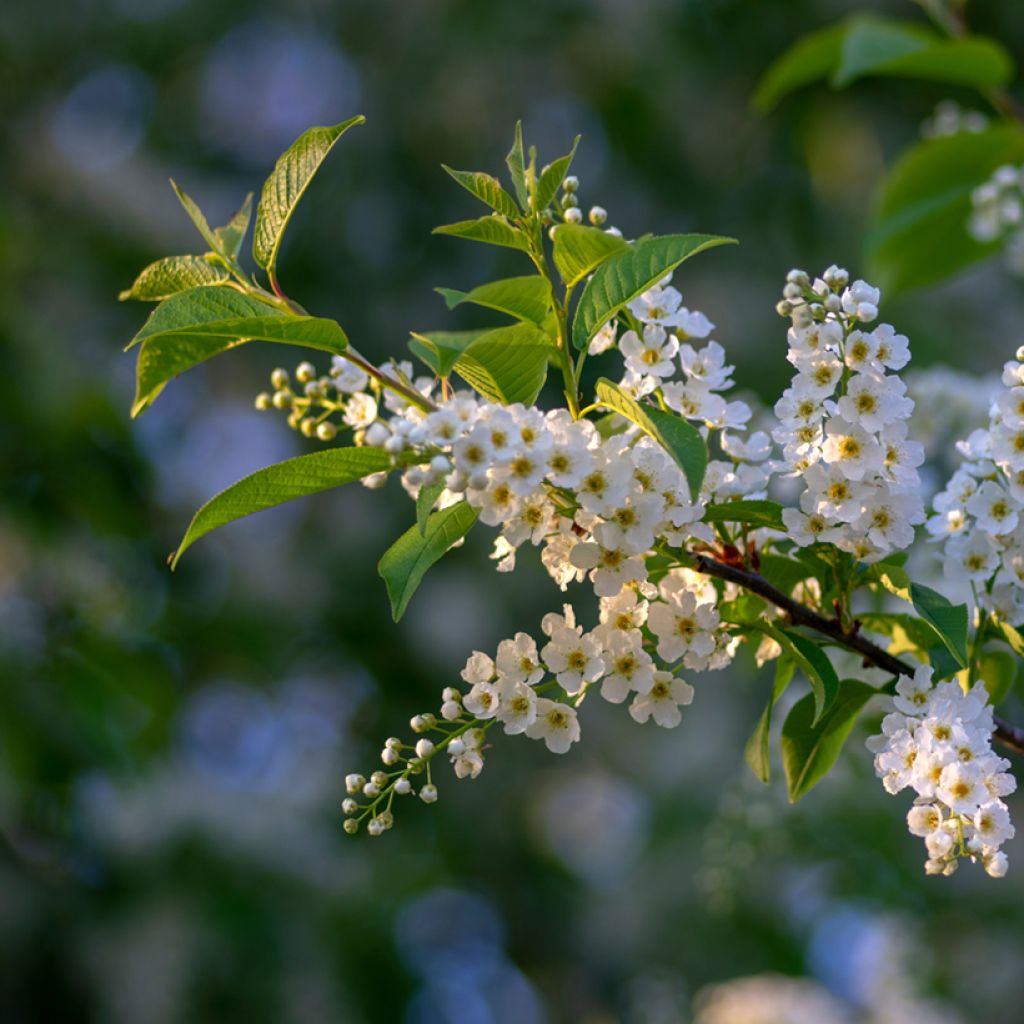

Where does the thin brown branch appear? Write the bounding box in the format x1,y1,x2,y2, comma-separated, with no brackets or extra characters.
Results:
691,553,1024,757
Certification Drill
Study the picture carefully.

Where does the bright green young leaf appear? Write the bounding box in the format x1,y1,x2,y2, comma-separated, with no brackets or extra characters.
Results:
702,499,785,532
719,593,767,627
745,657,796,783
416,479,446,536
994,618,1024,658
170,179,223,255
214,193,254,261
910,582,968,668
572,233,736,351
858,611,943,662
594,378,707,497
378,501,479,621
441,166,520,219
433,216,531,252
782,679,877,802
551,224,629,287
437,276,552,325
534,136,580,212
408,330,488,378
252,116,365,271
119,255,230,302
506,121,528,210
173,447,399,567
753,23,845,112
773,626,841,724
977,649,1018,705
866,125,1024,291
453,323,554,405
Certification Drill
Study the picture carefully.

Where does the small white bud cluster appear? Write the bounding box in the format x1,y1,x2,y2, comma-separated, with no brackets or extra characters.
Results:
920,99,989,140
868,665,1015,876
969,164,1024,274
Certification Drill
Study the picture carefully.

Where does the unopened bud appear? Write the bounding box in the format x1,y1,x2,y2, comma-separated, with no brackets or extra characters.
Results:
394,777,412,795
588,205,607,226
272,389,292,410
342,798,358,815
345,773,365,794
343,818,359,834
563,206,583,225
415,738,434,758
317,421,337,442
270,368,289,390
562,175,579,193
296,361,316,383
255,392,273,411
419,784,438,804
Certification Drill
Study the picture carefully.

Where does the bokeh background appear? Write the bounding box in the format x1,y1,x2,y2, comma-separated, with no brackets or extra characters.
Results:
4,0,1024,1021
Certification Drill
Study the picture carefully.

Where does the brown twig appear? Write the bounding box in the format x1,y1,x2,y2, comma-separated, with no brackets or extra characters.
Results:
691,553,1024,757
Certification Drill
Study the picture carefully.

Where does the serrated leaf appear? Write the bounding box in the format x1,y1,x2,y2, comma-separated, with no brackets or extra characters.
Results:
408,330,489,378
173,447,399,567
378,501,479,621
453,323,553,405
745,657,796,783
753,23,845,112
214,193,253,261
594,378,707,497
119,256,230,302
439,275,552,325
771,626,841,724
506,121,528,210
911,582,968,668
866,125,1024,291
416,480,446,536
702,499,785,532
253,116,365,270
170,179,223,255
572,233,736,351
535,136,580,212
441,166,520,219
551,224,629,287
433,216,530,252
782,679,877,801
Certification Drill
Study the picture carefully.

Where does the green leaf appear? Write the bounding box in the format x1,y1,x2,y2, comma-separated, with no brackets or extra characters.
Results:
119,255,230,302
535,136,580,212
866,125,1024,291
572,233,736,351
551,224,629,287
773,627,841,725
506,121,528,210
173,447,398,567
993,618,1024,658
594,378,707,497
170,179,223,255
753,23,845,112
861,560,912,602
437,275,552,325
977,648,1018,705
416,480,446,536
858,611,943,661
781,679,877,802
702,499,785,532
441,166,520,219
214,193,253,261
408,330,488,378
834,17,1012,89
453,323,554,405
378,501,479,621
910,582,968,668
253,116,365,271
433,215,530,252
745,657,796,783
757,554,817,595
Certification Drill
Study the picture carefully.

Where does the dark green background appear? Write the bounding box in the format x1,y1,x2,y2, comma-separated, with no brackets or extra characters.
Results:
3,0,1024,1021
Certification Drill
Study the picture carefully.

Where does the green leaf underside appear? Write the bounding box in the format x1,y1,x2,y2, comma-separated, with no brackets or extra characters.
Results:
441,166,520,219
702,499,785,531
506,121,528,210
214,193,254,260
119,256,230,302
416,480,446,536
253,117,365,270
572,233,736,351
378,501,479,621
910,582,969,668
409,330,489,379
782,679,877,802
452,323,554,405
551,224,629,287
594,379,707,497
534,136,580,213
771,626,841,724
433,216,530,252
866,126,1024,291
174,447,400,567
745,657,796,783
438,275,553,325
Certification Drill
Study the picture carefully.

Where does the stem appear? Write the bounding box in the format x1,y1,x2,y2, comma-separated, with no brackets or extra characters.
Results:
690,551,1024,757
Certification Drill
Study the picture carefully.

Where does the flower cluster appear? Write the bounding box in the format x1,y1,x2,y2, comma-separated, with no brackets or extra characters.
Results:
969,164,1024,275
927,346,1024,620
868,665,1015,877
772,266,925,562
920,99,989,140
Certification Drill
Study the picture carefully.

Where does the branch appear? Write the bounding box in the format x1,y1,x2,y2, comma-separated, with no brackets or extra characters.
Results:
691,553,1024,757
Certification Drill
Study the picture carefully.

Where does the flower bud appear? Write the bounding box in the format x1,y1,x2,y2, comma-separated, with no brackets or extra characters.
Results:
345,773,366,794
441,700,461,721
362,782,380,799
415,738,435,758
394,777,412,795
342,798,358,815
296,361,316,383
419,784,438,804
270,368,289,390
561,192,579,210
255,392,273,411
448,737,466,756
272,389,293,410
317,421,337,442
304,380,324,399
588,205,607,226
301,417,317,437
381,747,400,766
562,175,579,193
410,713,436,733
343,818,359,834
563,206,583,225
370,770,388,788
367,818,385,837
775,300,793,318
442,687,461,703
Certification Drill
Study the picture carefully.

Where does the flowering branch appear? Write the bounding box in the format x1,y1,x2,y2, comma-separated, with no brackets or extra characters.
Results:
690,552,1024,757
